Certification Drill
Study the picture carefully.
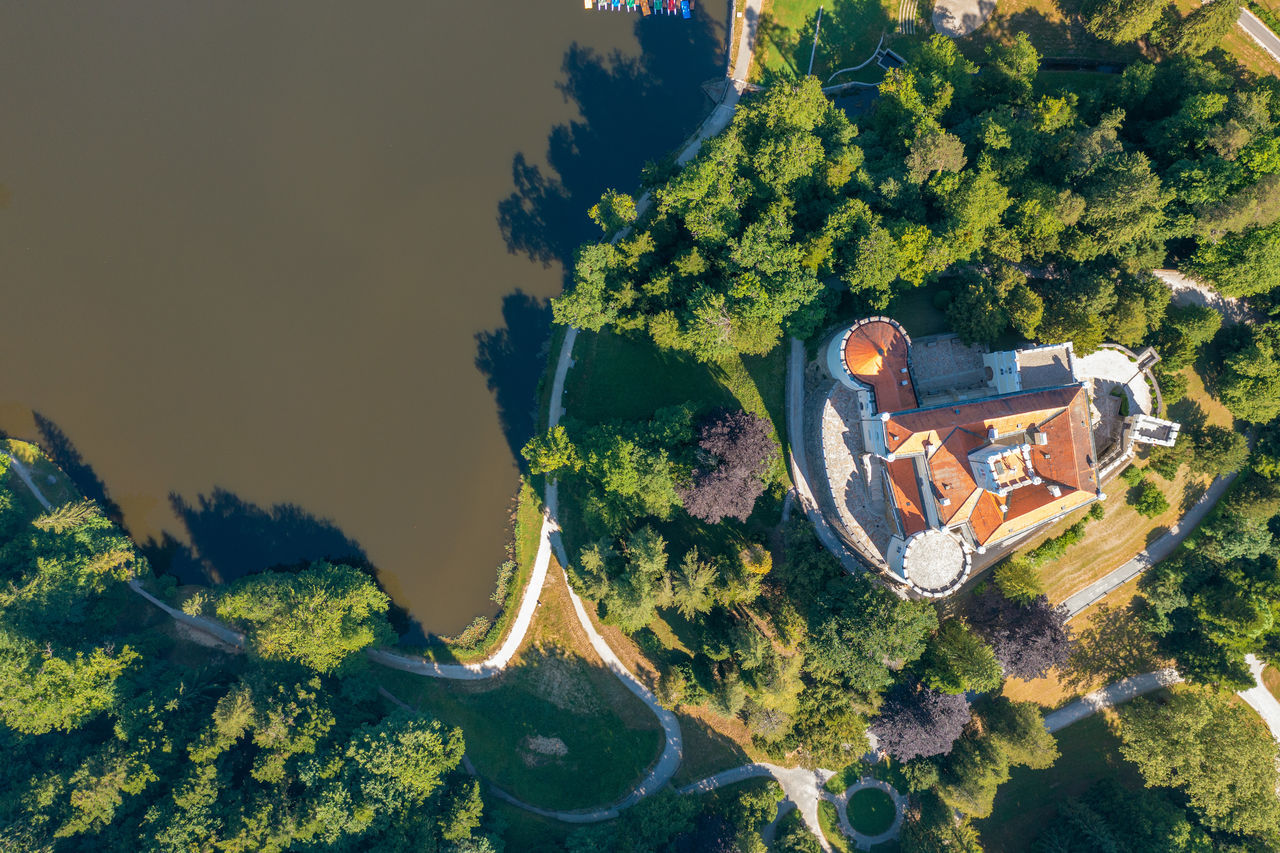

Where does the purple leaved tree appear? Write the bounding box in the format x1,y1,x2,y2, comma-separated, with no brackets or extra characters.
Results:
871,681,971,762
969,592,1074,680
679,409,777,524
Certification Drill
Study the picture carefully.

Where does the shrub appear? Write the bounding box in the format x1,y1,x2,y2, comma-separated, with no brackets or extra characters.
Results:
1121,465,1145,487
1132,480,1170,518
1088,502,1106,521
993,558,1044,605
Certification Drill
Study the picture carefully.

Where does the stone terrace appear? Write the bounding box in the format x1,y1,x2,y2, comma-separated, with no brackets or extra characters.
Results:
911,334,988,406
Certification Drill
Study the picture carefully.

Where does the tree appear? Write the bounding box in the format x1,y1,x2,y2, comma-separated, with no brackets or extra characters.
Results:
993,557,1044,605
969,593,1073,679
32,499,100,533
0,632,139,734
920,620,1004,695
1083,0,1168,44
937,698,1056,817
1154,303,1220,369
671,548,717,619
1173,0,1241,55
871,681,971,762
1033,779,1216,852
214,562,395,673
1187,424,1249,476
1218,321,1280,422
678,409,778,523
588,189,638,235
554,78,858,361
1190,220,1280,297
520,425,581,475
1118,687,1280,844
1132,480,1169,518
806,585,938,695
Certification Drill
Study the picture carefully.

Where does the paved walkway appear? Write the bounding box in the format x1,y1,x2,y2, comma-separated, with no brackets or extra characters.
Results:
786,338,868,578
1152,269,1258,325
1043,669,1183,732
679,763,836,851
1240,654,1280,737
1239,7,1280,65
931,0,996,36
1060,472,1237,617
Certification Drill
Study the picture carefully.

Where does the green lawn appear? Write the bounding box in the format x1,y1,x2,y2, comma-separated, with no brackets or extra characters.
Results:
819,799,853,852
849,787,896,835
377,657,663,812
976,714,1144,852
560,329,790,566
565,330,787,446
753,0,908,85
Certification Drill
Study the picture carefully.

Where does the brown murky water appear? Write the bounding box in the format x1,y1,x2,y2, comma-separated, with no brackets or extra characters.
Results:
0,1,725,637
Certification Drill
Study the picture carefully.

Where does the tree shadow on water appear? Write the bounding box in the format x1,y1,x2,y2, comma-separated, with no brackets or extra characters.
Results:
34,412,123,523
475,290,553,462
498,13,725,270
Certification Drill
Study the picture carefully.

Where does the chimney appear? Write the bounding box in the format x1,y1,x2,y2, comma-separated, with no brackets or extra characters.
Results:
1034,431,1048,446
1048,484,1061,497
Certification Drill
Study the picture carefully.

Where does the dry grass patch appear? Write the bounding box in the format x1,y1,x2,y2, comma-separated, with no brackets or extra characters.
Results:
1003,577,1168,709
1037,463,1206,603
1264,665,1280,702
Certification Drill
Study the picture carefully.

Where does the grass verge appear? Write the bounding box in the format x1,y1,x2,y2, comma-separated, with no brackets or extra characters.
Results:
818,799,853,852
419,479,544,663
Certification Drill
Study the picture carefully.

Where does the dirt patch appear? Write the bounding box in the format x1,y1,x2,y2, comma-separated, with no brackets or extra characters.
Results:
519,734,569,767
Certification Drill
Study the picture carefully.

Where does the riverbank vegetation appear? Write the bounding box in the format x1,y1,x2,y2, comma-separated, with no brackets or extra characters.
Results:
0,451,500,852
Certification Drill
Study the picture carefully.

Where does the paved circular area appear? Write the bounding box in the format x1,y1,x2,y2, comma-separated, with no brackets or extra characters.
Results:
932,0,996,36
900,529,969,595
830,777,908,850
1075,348,1154,416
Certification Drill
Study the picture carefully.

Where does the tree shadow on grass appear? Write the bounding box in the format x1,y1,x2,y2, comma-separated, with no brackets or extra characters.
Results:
498,13,725,270
475,290,554,465
1061,602,1162,691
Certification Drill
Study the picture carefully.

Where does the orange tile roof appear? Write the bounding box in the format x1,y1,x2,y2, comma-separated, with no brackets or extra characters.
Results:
882,386,1082,455
969,492,1005,543
876,381,1099,548
886,457,928,536
927,428,984,525
1029,392,1097,493
844,321,917,413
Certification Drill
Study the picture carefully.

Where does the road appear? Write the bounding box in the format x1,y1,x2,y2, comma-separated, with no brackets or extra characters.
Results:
1239,7,1280,65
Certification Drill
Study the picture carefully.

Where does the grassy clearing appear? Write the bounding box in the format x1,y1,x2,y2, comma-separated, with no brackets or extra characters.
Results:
819,799,853,852
849,787,896,835
976,712,1143,852
752,0,908,85
824,756,909,793
2,439,79,516
376,565,664,812
565,330,788,449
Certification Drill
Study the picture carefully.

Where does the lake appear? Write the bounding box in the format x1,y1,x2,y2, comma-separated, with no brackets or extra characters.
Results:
0,0,727,637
